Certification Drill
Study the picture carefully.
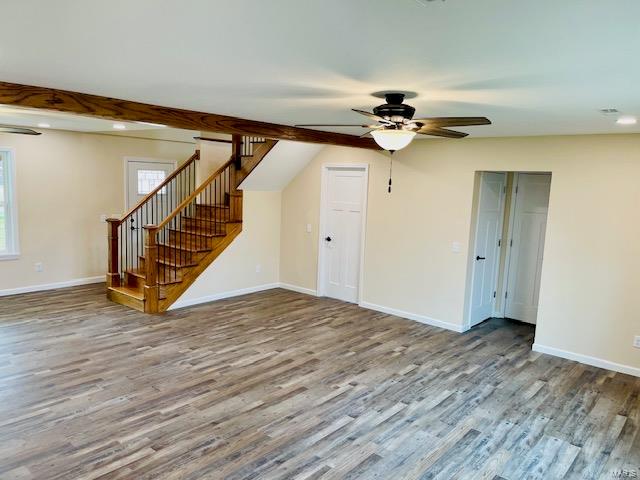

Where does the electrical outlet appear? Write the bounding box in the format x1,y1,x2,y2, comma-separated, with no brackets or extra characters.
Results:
34,262,43,273
633,336,640,349
306,223,312,233
255,264,262,273
100,214,108,223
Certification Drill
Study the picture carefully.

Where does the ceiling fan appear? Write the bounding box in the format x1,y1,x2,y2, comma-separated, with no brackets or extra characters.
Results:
0,124,42,135
296,93,491,151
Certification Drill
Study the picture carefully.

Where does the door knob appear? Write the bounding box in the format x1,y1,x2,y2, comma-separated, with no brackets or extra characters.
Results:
476,256,486,261
325,236,332,242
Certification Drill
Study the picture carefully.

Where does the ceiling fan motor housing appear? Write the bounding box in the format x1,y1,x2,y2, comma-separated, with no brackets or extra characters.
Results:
373,93,416,122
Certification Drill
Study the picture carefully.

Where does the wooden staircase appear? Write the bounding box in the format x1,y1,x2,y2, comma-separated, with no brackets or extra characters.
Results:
106,135,277,312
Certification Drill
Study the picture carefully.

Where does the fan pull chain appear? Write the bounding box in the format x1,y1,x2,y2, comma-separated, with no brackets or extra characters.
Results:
388,151,394,193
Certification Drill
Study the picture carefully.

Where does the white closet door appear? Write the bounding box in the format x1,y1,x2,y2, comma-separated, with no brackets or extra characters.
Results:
469,172,506,327
505,173,551,324
321,168,366,303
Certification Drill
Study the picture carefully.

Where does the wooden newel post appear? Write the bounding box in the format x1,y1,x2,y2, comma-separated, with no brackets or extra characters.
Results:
232,134,242,170
144,225,159,313
106,219,120,287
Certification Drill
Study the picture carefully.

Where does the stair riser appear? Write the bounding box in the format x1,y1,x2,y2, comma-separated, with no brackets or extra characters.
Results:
157,247,196,265
125,272,144,290
125,270,182,287
195,205,230,220
168,231,217,248
180,217,226,233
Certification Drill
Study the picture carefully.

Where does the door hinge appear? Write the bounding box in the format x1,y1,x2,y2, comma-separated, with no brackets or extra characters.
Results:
510,239,513,247
493,291,496,298
498,239,501,247
515,185,519,194
503,185,506,194
505,291,508,299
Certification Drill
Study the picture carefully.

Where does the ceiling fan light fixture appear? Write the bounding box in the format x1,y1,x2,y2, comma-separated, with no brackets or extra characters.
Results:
371,129,416,151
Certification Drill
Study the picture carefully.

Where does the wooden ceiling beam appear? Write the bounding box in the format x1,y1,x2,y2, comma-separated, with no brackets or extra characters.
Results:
0,81,379,149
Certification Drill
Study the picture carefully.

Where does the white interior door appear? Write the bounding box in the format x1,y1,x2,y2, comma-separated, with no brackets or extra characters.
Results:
469,172,506,327
126,159,176,210
505,173,551,324
320,167,367,303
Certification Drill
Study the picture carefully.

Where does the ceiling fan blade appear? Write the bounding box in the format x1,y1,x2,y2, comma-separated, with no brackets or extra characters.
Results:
413,117,491,127
295,124,372,128
417,126,469,139
359,125,384,138
351,109,393,125
0,125,42,135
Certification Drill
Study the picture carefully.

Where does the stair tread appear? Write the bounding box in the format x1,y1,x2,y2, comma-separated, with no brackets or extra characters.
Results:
109,286,144,300
126,268,183,285
169,227,232,237
157,241,211,253
183,215,230,223
156,257,198,268
197,203,230,209
168,227,227,237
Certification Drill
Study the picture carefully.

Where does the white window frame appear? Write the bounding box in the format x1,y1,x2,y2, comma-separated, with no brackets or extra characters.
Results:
0,148,19,260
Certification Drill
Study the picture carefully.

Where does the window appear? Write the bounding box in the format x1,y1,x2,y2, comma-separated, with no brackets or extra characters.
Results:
0,149,18,258
137,169,167,195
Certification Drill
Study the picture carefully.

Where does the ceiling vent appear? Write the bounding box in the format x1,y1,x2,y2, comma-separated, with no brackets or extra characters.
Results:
599,108,619,115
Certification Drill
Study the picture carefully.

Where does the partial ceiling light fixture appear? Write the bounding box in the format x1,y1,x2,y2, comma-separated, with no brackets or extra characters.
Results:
37,122,51,128
0,124,42,135
113,123,127,130
616,116,637,125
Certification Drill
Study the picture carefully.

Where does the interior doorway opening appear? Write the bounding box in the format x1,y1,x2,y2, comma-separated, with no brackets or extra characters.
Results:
467,171,552,330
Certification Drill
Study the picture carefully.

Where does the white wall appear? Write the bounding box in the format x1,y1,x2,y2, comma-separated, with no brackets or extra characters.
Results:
280,134,640,374
170,191,281,308
0,130,194,292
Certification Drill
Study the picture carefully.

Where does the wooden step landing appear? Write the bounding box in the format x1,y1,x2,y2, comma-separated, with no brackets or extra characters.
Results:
107,286,145,312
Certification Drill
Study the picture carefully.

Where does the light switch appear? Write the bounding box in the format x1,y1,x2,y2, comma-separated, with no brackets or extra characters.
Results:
306,223,312,233
451,241,462,254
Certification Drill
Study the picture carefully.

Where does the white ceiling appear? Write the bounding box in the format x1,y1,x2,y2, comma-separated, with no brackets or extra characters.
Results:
1,0,639,138
0,105,198,142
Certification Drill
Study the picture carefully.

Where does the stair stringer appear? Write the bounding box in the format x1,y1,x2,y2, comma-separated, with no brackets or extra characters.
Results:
157,221,243,311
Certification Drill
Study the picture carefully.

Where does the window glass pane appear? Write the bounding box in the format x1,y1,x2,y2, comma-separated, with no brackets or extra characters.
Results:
137,169,166,195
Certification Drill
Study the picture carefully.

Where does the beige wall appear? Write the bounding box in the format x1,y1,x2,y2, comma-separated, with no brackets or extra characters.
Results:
171,191,281,307
280,134,640,371
0,130,194,291
197,140,232,180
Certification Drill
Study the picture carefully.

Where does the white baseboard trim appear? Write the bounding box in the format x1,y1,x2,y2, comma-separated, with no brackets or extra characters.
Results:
0,276,105,297
359,301,465,333
278,283,318,296
532,343,640,378
169,283,280,310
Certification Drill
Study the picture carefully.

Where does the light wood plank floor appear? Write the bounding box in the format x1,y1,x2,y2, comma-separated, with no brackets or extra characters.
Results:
0,285,638,479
